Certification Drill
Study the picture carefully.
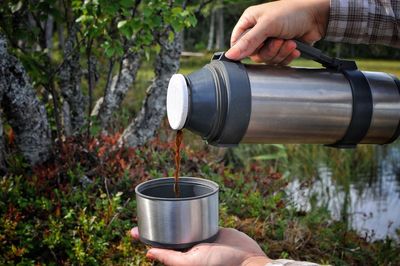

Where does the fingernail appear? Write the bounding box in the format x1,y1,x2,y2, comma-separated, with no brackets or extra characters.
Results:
130,228,139,238
225,46,241,59
147,248,159,256
146,250,155,260
147,249,161,260
225,49,233,58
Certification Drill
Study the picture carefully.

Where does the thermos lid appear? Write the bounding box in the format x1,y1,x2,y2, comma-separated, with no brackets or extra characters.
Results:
167,74,189,130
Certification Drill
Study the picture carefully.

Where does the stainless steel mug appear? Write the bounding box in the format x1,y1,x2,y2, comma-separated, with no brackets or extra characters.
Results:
166,42,400,148
135,177,219,249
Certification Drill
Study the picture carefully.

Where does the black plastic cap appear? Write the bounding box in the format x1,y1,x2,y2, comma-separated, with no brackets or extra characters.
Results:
183,53,252,146
185,68,218,138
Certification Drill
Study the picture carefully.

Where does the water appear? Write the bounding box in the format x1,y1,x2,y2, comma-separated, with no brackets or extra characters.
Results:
287,144,400,241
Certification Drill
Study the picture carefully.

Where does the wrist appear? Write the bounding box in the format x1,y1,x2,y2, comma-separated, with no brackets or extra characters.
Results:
241,255,271,266
310,0,330,37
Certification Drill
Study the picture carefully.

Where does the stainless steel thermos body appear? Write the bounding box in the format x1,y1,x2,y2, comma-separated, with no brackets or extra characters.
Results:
135,177,219,249
167,51,400,148
244,66,400,145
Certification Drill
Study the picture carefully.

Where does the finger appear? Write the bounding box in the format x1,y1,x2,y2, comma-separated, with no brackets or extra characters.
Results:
147,248,187,266
130,227,139,240
226,22,269,60
230,9,256,46
250,38,284,63
300,32,319,46
268,40,297,65
213,227,243,244
280,49,301,66
231,6,257,46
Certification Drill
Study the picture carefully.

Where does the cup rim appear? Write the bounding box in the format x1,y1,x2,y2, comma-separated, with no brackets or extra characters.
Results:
135,177,219,201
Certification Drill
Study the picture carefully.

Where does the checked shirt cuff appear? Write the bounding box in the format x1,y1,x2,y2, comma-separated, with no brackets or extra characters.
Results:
325,0,399,47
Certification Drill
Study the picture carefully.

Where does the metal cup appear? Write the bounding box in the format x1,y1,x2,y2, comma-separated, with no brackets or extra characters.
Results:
135,177,219,249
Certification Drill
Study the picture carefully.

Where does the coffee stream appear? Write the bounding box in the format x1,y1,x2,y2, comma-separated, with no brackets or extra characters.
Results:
174,130,183,197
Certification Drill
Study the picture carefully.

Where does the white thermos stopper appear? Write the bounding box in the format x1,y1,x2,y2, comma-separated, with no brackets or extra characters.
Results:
167,74,189,130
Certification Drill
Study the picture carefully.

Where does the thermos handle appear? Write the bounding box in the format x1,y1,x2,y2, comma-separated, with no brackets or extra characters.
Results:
294,40,358,71
211,51,236,62
213,39,358,71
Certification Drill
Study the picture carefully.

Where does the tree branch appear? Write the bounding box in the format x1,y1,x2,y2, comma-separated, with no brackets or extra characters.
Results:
59,24,86,136
95,51,142,131
0,112,6,173
86,38,95,137
196,0,215,14
103,58,115,97
119,29,182,147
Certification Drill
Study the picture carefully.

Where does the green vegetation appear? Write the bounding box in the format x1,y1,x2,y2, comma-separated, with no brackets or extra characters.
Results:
1,57,400,265
1,131,399,265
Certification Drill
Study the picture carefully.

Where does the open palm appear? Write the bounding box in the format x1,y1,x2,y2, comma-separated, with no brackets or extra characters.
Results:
130,227,270,266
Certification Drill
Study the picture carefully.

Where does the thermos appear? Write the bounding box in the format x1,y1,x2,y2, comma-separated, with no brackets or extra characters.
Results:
167,41,400,148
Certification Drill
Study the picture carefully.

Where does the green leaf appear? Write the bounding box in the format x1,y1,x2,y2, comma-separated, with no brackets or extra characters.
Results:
114,45,124,57
117,20,128,29
252,150,287,161
181,10,189,17
144,49,150,61
143,8,152,17
170,20,183,33
76,14,94,23
171,7,183,15
154,44,161,54
119,0,132,8
141,32,153,46
130,18,141,31
270,144,286,150
168,31,175,42
187,14,197,27
148,16,162,27
104,48,114,57
102,2,119,14
10,1,23,13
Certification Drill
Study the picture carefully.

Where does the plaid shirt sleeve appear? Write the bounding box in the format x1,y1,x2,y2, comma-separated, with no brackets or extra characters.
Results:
325,0,400,48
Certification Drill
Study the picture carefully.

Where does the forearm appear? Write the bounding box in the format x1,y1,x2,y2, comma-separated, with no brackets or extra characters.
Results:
241,256,271,266
266,259,320,266
325,0,400,47
241,257,321,266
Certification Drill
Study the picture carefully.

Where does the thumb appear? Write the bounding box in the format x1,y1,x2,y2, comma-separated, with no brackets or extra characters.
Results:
130,227,139,240
147,248,188,266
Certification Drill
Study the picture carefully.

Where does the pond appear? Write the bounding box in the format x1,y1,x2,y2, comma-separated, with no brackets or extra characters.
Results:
286,142,400,241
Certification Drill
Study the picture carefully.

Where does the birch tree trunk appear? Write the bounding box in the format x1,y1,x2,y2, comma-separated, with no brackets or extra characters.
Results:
59,25,86,136
207,8,216,51
215,3,224,50
0,110,5,172
57,23,65,51
0,35,52,165
120,29,182,147
95,51,141,130
45,15,54,57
